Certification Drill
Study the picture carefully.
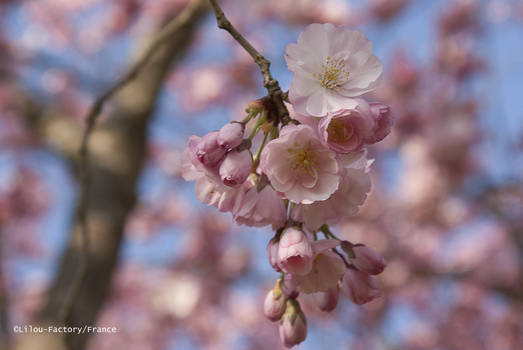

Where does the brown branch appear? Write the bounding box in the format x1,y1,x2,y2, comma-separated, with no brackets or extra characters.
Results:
207,0,291,125
57,0,209,327
8,2,208,350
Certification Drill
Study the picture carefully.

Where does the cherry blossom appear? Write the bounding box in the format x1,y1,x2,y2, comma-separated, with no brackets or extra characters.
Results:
285,23,383,116
179,19,392,349
233,178,287,229
290,239,346,293
317,101,377,153
259,124,340,204
292,161,371,231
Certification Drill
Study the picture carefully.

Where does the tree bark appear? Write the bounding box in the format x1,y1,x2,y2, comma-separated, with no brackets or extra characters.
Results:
11,1,208,349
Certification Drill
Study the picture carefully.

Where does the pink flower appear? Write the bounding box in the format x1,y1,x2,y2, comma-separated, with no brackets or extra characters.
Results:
194,176,244,213
279,300,307,348
260,124,339,204
292,158,371,231
263,280,287,322
219,149,252,187
218,122,244,149
181,135,223,187
351,244,387,275
312,287,339,312
318,101,376,153
291,239,346,293
277,227,314,276
366,102,393,143
340,269,381,305
285,23,382,117
193,131,226,167
233,180,287,229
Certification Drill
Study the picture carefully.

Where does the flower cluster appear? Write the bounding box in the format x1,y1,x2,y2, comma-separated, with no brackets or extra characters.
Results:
181,23,392,348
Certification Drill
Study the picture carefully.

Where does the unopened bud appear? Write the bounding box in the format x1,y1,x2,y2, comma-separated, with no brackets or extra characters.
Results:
218,122,244,149
277,227,313,276
195,131,226,167
366,103,393,143
279,299,307,348
351,245,386,275
263,279,287,321
219,150,253,187
340,268,381,305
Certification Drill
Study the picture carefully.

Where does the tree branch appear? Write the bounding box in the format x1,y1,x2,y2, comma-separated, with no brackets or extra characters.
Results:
11,1,209,349
207,0,291,125
58,0,209,327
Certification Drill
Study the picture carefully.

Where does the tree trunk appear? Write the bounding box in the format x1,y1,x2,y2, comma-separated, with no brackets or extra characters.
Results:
11,1,208,349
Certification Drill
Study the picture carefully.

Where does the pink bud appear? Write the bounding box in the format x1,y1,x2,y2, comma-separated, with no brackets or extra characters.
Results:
366,103,393,143
279,300,307,348
263,281,287,322
218,122,244,149
351,245,387,275
267,237,281,272
340,269,381,305
219,150,253,187
277,227,313,276
312,287,339,312
195,131,227,167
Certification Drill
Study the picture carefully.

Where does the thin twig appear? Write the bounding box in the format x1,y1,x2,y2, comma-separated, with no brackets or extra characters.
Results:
57,0,208,325
207,0,291,125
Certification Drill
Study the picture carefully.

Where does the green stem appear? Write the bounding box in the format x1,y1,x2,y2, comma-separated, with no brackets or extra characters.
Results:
252,131,269,168
241,109,258,124
248,110,267,140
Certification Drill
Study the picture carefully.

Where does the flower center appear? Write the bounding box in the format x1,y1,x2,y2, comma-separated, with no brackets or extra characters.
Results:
288,145,317,177
327,119,353,143
313,56,350,90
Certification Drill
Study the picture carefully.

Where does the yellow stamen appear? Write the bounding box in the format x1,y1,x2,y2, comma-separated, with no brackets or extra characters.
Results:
314,56,350,90
289,145,317,178
327,119,353,143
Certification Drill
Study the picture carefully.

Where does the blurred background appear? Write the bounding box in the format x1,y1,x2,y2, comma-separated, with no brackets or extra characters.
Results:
0,0,522,349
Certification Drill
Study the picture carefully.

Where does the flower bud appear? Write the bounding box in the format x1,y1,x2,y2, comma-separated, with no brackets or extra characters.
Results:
351,245,387,275
267,237,281,272
263,279,287,321
312,287,339,312
218,122,245,149
366,103,393,143
340,269,381,305
277,227,313,276
219,150,253,187
279,299,307,348
195,131,227,167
